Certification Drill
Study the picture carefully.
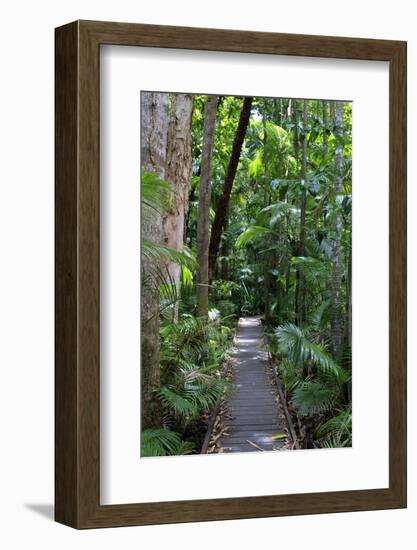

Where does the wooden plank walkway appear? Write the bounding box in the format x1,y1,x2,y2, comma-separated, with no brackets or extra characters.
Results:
218,317,288,453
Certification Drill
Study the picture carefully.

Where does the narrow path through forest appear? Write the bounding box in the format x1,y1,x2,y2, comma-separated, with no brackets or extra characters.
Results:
216,317,288,453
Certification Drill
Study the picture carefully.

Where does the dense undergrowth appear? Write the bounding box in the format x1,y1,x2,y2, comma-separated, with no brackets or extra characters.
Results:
141,306,235,457
270,322,352,448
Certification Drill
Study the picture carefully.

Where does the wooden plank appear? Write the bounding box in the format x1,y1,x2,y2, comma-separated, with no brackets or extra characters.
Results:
225,426,280,433
216,317,289,455
228,415,279,422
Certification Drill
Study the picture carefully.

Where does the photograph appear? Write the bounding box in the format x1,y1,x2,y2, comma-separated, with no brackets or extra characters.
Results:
140,92,352,456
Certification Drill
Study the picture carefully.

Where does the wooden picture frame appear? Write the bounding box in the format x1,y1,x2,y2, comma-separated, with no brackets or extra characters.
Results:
55,20,407,529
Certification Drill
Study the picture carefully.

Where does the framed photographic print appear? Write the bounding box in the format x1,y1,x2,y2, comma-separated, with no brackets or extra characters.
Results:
55,20,407,528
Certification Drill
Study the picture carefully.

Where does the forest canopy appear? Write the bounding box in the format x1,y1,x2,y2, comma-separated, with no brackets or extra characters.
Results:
140,92,352,456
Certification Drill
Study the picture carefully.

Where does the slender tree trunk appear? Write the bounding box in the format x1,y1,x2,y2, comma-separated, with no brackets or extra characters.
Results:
322,100,329,156
208,97,253,282
345,243,352,404
184,181,197,244
299,100,308,323
291,99,299,168
196,95,218,319
141,92,169,429
330,100,335,121
330,101,344,360
163,94,194,321
345,243,352,351
285,254,291,296
291,100,300,322
294,100,307,325
219,213,229,280
262,104,271,325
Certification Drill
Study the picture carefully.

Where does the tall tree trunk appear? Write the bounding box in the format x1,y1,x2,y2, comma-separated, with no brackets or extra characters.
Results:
163,94,194,321
219,213,229,280
291,99,299,167
298,100,308,323
322,100,328,156
294,100,307,326
330,101,344,360
184,181,197,245
345,243,352,351
208,97,253,282
141,92,169,429
262,103,271,325
196,95,218,318
344,242,352,404
285,252,291,296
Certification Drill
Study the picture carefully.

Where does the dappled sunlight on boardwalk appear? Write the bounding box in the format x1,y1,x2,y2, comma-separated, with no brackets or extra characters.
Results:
217,316,289,453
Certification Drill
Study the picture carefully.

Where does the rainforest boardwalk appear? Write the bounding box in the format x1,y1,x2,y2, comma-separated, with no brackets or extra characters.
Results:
217,317,288,453
140,93,353,457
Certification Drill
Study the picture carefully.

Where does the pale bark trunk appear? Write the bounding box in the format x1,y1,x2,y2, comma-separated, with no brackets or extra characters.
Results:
330,100,344,360
196,95,218,318
163,94,194,320
141,92,169,429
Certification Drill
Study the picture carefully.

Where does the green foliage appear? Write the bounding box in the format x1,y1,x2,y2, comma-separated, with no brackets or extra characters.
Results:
236,225,276,248
141,241,196,271
258,202,300,227
140,172,197,322
274,323,346,381
141,428,195,457
141,170,172,224
317,408,352,446
272,320,351,446
158,313,232,436
292,381,336,416
141,245,196,321
310,299,332,331
159,375,225,419
278,358,301,393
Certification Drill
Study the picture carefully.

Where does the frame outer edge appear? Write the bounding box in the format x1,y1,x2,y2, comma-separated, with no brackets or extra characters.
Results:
77,20,101,527
55,20,80,528
55,19,408,528
388,41,407,506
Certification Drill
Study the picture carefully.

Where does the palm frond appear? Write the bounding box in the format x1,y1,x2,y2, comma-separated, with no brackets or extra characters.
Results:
141,170,172,224
320,437,351,449
236,226,276,248
317,408,352,446
159,387,198,417
141,240,196,270
141,428,195,457
274,323,346,381
279,358,302,393
292,381,336,416
310,299,331,330
258,202,299,228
